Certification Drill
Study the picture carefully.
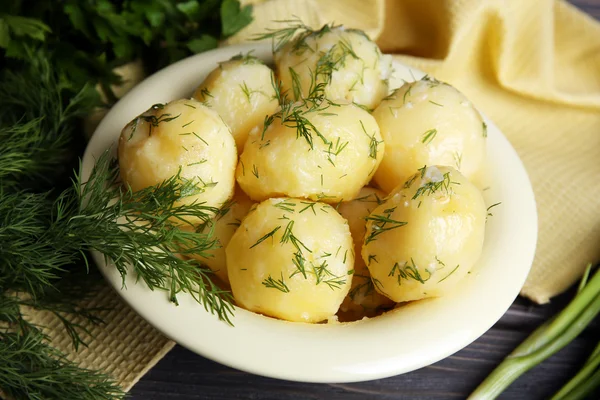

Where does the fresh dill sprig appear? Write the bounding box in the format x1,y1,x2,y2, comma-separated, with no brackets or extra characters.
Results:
70,151,234,322
253,18,314,52
0,328,124,400
1,151,235,323
0,53,98,190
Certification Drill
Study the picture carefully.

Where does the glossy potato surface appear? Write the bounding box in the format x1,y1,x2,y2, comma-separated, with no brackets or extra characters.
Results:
236,102,384,203
187,187,254,285
275,26,391,109
362,166,486,302
118,98,237,223
372,78,486,193
226,198,354,322
193,55,279,152
337,187,394,319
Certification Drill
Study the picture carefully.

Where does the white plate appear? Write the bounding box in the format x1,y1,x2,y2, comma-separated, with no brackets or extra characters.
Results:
83,43,537,383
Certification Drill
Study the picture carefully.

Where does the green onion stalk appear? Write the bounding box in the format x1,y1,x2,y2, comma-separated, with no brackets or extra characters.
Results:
468,264,600,399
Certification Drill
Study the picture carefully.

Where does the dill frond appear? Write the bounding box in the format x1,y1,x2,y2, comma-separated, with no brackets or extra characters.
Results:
0,327,124,400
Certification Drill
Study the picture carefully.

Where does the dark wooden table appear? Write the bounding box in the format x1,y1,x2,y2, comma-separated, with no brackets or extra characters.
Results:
130,2,600,399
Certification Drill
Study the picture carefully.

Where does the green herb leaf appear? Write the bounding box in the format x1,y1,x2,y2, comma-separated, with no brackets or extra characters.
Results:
221,0,253,37
187,35,219,53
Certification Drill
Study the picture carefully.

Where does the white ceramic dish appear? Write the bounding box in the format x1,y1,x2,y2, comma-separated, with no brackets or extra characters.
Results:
83,43,537,383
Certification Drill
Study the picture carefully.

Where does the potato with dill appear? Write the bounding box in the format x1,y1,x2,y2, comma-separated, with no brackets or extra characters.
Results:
271,24,392,109
118,98,237,224
226,197,354,323
372,76,486,193
185,187,254,285
362,166,486,303
236,101,384,203
337,187,394,320
193,54,279,153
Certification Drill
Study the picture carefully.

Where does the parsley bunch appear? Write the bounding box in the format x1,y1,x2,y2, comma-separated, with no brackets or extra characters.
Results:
1,0,252,101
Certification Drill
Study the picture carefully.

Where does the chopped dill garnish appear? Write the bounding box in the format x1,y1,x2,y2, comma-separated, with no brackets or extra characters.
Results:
299,201,317,215
403,84,413,104
274,200,296,213
251,164,259,178
389,258,431,285
253,18,314,52
435,256,446,267
187,159,207,167
482,121,488,138
280,220,312,253
290,251,308,279
289,67,303,99
454,152,463,169
421,128,438,145
438,264,460,283
364,207,408,244
323,137,349,166
262,273,290,293
360,120,381,159
412,171,454,200
229,52,262,65
487,202,501,218
250,226,281,249
355,192,385,205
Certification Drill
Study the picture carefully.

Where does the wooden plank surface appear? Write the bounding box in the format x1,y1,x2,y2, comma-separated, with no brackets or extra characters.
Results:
130,2,600,399
130,295,599,400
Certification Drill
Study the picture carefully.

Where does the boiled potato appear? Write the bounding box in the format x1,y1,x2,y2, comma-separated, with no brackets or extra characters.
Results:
236,101,384,203
275,25,391,109
226,197,354,322
362,166,486,303
193,54,279,153
337,187,394,319
118,98,237,223
372,77,486,193
186,187,254,285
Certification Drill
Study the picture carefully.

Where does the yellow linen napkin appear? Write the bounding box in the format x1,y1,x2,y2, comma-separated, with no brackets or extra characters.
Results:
20,0,598,394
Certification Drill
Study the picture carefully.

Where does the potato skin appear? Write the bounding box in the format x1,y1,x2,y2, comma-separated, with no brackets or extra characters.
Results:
337,187,395,319
236,102,384,203
193,56,279,153
226,198,354,323
275,26,392,109
187,187,254,285
118,98,237,223
372,78,486,193
362,166,486,303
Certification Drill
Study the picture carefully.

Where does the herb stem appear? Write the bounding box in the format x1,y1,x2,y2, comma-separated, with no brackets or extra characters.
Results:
550,344,600,400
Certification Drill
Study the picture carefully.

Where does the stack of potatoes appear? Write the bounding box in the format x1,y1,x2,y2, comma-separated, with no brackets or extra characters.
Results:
118,24,488,324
